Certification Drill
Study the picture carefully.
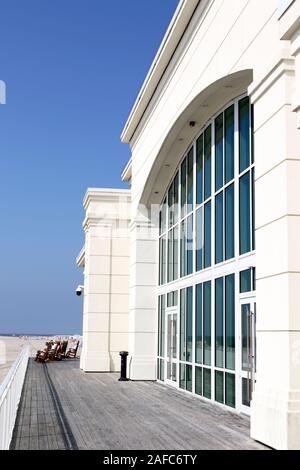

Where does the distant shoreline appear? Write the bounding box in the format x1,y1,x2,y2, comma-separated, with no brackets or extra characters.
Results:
0,333,81,337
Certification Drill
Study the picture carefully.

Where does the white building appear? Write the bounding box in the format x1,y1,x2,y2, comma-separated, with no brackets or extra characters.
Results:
77,0,300,450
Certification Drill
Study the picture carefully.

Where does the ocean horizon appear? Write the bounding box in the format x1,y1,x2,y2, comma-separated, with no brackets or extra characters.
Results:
0,333,82,337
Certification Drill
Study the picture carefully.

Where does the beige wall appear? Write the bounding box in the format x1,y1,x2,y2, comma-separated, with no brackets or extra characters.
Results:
78,189,131,373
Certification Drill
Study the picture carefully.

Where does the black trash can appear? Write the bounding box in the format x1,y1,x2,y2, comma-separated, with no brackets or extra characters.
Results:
119,351,129,381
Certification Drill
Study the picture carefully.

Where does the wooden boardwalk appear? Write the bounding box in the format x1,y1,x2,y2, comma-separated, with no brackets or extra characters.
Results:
10,359,267,450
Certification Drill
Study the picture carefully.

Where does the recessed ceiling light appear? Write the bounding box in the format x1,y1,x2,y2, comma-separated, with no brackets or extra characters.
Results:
154,191,159,195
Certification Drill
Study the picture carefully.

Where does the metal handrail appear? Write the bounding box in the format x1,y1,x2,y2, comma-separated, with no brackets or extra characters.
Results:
0,345,30,450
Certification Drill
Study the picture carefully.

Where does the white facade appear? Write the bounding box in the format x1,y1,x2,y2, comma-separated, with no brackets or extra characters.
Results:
77,189,131,372
78,0,300,450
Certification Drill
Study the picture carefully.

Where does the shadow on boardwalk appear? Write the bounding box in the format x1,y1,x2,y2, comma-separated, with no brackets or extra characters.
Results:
10,359,267,450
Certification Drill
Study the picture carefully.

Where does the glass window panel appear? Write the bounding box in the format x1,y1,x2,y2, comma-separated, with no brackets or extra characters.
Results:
252,169,255,251
241,304,250,372
215,192,224,264
158,298,161,356
195,284,203,364
158,359,165,381
215,277,224,368
196,208,203,272
173,291,178,306
160,296,165,357
203,368,211,399
186,365,193,392
172,315,177,362
225,184,234,260
203,281,211,366
179,364,186,390
187,148,194,210
195,367,202,396
159,238,162,285
215,371,224,404
239,97,250,173
160,236,167,285
161,197,167,234
167,292,173,308
180,289,186,361
187,215,193,275
180,220,186,278
225,373,236,408
181,158,187,218
168,181,174,228
242,377,250,407
240,269,252,293
253,267,256,291
225,274,235,370
174,172,179,225
204,202,211,268
196,135,204,205
215,113,224,191
225,105,234,183
168,230,173,283
160,359,164,382
239,171,251,255
204,126,212,200
186,287,193,363
159,211,162,236
173,226,179,281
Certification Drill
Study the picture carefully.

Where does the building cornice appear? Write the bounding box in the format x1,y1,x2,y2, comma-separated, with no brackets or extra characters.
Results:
76,246,85,268
248,49,294,104
83,188,131,210
120,0,200,144
279,0,300,39
121,158,132,182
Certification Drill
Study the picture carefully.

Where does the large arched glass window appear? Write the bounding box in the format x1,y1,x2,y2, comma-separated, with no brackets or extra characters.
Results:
159,95,254,286
157,95,255,412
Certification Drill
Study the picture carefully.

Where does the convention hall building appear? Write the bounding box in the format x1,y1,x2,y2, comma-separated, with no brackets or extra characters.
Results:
77,0,300,450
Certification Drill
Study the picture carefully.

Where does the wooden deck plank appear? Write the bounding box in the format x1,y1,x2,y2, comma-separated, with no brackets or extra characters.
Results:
11,358,268,450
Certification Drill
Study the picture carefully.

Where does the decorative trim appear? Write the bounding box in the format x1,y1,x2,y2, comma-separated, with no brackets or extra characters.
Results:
248,50,294,104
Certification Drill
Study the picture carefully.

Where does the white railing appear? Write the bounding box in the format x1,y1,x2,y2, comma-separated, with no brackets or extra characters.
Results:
0,346,30,450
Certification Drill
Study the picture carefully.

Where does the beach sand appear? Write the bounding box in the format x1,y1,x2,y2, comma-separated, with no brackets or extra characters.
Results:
0,336,53,386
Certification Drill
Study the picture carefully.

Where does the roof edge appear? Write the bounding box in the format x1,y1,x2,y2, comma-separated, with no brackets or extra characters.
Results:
121,0,200,144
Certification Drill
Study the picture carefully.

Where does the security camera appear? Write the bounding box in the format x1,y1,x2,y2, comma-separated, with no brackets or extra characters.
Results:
76,285,84,296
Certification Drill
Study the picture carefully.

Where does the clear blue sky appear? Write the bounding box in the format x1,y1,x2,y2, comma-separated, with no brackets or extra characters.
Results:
0,0,179,335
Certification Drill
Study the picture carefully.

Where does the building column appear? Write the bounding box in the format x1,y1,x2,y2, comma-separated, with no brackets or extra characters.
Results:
250,49,300,449
80,222,112,372
128,211,158,381
78,189,131,373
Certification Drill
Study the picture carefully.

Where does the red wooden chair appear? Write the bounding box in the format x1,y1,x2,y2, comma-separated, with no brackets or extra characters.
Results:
66,340,80,358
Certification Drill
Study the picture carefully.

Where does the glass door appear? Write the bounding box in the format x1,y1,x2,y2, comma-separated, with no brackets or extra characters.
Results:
238,298,256,414
165,308,178,386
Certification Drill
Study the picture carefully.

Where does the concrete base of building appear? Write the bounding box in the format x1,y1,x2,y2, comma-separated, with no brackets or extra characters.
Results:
251,389,300,450
80,350,111,372
128,355,156,381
